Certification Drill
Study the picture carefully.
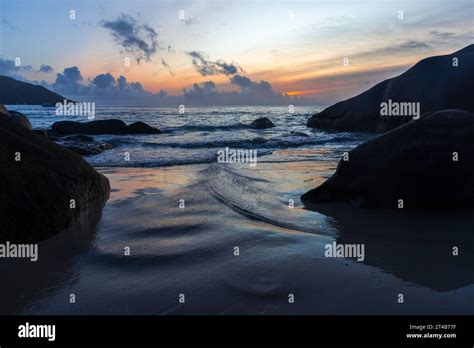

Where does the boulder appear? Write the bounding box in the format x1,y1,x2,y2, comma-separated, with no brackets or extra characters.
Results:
51,119,161,135
128,121,162,134
301,109,474,210
0,105,110,242
9,110,32,129
52,119,128,135
306,44,474,132
251,117,275,129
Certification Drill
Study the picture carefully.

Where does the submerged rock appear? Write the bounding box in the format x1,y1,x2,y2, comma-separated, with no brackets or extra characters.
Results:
306,44,474,132
51,119,161,135
0,105,110,242
57,138,113,156
302,109,474,210
251,117,275,129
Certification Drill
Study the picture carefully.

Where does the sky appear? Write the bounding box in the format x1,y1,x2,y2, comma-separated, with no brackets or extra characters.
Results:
0,0,473,106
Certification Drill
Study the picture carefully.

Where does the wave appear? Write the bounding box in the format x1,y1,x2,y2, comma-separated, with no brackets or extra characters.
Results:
164,123,253,132
107,134,364,150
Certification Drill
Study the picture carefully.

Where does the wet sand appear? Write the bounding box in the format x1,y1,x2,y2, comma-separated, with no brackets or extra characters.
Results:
1,159,474,314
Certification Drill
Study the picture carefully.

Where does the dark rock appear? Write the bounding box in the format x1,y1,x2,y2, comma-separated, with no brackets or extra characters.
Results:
8,110,32,130
128,121,161,134
251,117,275,129
58,139,113,156
0,104,10,119
0,104,110,242
63,134,95,142
34,129,48,137
307,44,474,132
302,109,474,210
51,119,160,135
52,119,128,135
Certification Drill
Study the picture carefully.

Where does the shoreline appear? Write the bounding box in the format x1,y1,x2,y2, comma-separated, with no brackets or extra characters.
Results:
0,161,472,315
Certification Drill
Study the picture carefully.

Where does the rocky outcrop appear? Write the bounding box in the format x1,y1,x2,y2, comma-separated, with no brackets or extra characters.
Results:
306,44,474,132
302,109,474,210
0,105,110,242
51,119,161,135
251,117,275,129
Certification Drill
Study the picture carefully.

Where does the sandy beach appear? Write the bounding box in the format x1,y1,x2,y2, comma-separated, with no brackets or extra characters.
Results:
1,159,473,315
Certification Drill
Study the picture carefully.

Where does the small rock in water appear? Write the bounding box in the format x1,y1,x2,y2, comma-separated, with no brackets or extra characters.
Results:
251,117,275,129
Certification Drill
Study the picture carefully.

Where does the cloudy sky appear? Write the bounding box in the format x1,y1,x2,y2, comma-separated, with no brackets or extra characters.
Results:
0,0,472,106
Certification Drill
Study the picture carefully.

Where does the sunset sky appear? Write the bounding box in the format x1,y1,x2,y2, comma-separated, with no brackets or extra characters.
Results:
0,0,472,105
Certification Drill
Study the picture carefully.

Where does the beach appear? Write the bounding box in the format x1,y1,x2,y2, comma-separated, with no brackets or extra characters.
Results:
1,159,473,315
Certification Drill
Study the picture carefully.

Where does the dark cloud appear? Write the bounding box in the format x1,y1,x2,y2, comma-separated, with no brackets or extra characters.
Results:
161,58,175,76
101,13,159,63
230,75,253,89
39,64,53,73
182,75,295,105
92,73,116,88
52,66,84,94
186,51,244,76
63,66,83,81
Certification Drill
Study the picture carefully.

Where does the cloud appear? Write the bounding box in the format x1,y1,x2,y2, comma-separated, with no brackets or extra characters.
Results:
161,58,175,76
52,66,84,94
430,30,456,40
0,19,18,30
0,58,51,80
63,66,83,81
92,73,116,88
183,17,199,26
186,51,244,76
101,13,159,63
39,64,53,73
182,75,297,105
230,75,253,89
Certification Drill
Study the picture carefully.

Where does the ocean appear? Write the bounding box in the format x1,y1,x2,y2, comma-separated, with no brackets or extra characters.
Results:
6,105,373,167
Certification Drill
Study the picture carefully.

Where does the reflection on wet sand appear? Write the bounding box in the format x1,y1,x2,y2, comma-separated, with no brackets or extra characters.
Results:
303,202,474,291
0,201,105,314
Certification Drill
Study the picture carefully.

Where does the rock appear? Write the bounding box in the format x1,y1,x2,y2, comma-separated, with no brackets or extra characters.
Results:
0,104,10,119
8,110,32,130
51,119,161,135
52,119,128,135
33,129,48,137
0,105,110,242
307,44,474,132
251,117,275,129
128,121,162,134
57,138,113,156
63,134,95,142
301,109,474,210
